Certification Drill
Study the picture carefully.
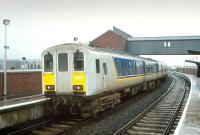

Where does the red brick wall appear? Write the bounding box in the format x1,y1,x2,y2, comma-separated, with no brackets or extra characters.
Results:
90,30,127,51
0,71,42,96
176,68,197,75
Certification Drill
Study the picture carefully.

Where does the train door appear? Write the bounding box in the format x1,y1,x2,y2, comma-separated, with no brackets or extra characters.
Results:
103,62,108,91
56,51,72,93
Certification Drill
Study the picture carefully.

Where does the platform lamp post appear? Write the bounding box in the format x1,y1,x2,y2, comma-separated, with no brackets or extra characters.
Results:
3,19,10,96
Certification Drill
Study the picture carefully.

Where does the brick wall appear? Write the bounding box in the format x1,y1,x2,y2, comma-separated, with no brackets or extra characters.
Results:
176,68,197,75
0,71,42,96
90,30,127,51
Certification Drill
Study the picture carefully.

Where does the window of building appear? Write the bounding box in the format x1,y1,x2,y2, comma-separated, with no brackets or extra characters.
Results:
44,53,53,72
58,53,68,71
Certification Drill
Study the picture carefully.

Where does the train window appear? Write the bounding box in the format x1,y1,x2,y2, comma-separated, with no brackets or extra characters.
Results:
74,51,84,71
136,62,140,74
58,53,68,71
136,61,145,74
96,59,100,73
124,61,129,75
130,61,136,74
103,63,107,75
44,53,53,72
116,60,122,76
146,63,157,73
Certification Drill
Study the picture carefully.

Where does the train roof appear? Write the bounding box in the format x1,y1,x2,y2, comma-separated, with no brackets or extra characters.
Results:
42,43,159,63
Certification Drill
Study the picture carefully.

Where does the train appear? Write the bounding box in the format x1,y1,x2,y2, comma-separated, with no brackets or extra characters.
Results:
42,43,168,117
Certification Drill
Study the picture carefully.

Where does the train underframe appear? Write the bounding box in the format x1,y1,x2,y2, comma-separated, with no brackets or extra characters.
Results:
49,77,166,118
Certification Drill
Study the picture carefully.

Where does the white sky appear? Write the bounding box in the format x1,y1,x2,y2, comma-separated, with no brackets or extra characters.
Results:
0,0,200,66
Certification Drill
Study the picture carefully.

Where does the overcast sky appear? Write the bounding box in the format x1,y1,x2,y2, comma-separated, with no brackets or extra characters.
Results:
0,0,200,66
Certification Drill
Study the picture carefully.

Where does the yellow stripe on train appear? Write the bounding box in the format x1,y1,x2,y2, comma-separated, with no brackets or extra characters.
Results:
72,72,86,92
43,73,55,91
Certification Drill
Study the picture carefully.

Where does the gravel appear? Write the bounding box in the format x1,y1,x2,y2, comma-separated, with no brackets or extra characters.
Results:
70,77,173,135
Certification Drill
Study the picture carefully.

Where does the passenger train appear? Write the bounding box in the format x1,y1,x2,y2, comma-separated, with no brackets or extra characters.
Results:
42,43,168,117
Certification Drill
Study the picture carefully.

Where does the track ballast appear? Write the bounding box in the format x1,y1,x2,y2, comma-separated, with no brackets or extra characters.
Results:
114,74,190,135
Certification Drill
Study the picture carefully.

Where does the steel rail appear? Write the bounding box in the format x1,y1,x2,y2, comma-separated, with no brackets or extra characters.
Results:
162,76,187,135
114,75,187,135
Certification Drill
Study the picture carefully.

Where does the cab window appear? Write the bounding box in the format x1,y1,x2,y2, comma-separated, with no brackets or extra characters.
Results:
44,53,53,72
58,53,68,71
74,51,84,71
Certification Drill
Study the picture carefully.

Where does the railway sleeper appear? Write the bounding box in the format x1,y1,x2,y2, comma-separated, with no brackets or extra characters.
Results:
150,109,175,113
136,122,167,128
146,113,172,118
140,119,169,125
52,123,72,129
142,116,171,121
130,126,164,133
148,112,173,116
31,129,51,135
126,130,161,135
152,108,176,111
43,127,62,133
59,121,76,125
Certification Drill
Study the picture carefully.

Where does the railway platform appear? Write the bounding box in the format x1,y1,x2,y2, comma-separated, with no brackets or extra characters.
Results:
0,94,49,130
0,94,47,112
175,74,200,135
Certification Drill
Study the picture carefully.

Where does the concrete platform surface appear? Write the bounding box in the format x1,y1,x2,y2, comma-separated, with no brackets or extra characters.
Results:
0,94,48,111
175,74,200,135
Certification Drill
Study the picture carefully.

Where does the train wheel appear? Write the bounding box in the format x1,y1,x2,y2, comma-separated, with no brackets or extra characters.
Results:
70,104,78,115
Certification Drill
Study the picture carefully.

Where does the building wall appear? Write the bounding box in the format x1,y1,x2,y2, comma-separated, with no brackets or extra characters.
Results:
90,30,127,51
127,39,200,54
176,68,197,75
0,71,42,96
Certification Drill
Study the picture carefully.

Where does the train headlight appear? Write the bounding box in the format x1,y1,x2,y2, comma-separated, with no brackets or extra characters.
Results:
46,85,55,90
73,85,83,90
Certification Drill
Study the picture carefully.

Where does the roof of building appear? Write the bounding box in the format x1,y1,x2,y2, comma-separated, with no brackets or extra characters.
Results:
113,26,133,38
128,35,200,41
185,60,200,66
90,26,133,43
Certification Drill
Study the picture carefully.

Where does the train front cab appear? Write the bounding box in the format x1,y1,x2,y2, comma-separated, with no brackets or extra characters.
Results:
42,51,56,96
42,49,87,96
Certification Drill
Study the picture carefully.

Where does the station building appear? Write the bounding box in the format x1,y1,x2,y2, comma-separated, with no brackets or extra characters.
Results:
90,26,200,55
127,36,200,55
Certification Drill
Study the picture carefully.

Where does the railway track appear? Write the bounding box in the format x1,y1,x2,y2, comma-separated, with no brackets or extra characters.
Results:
114,74,190,135
8,117,90,135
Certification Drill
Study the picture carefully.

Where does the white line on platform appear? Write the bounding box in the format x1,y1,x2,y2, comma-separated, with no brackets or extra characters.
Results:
174,75,193,135
0,98,49,111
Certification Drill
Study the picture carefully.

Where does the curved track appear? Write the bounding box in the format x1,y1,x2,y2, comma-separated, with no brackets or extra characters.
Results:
114,74,190,135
